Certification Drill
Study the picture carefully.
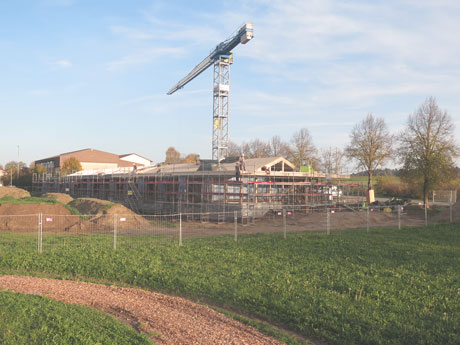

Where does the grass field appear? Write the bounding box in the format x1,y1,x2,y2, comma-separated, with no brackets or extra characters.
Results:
1,224,459,345
0,291,154,345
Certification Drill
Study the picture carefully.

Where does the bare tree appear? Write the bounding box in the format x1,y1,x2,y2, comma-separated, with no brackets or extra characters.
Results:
227,140,242,157
248,139,270,158
398,97,459,205
345,114,393,192
268,135,290,157
320,147,345,175
240,142,252,157
289,128,317,169
237,139,270,158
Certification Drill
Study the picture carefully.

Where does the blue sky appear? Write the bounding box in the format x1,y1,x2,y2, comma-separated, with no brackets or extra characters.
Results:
1,0,459,167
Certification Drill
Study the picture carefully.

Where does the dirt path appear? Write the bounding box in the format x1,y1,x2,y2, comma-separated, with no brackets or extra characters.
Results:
0,275,284,345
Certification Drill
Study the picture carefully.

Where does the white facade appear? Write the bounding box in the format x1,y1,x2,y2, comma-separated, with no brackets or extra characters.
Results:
119,154,152,167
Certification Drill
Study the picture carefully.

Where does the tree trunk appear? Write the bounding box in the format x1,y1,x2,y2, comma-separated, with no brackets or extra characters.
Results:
423,178,429,208
368,170,373,191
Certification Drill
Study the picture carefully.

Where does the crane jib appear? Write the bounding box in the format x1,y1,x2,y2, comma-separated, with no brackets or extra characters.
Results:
167,23,253,95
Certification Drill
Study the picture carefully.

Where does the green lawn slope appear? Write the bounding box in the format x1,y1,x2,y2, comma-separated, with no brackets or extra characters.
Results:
0,291,153,345
0,224,459,345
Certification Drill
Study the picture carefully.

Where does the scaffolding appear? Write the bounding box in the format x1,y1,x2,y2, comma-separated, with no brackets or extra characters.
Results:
33,166,365,220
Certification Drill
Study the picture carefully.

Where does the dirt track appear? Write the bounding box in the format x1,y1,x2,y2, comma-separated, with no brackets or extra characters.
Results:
0,275,284,345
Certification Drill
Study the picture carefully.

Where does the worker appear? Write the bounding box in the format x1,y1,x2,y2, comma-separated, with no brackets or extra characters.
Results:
235,162,241,182
239,154,246,171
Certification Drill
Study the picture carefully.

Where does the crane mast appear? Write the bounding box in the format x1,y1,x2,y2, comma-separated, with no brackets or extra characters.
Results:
167,23,254,162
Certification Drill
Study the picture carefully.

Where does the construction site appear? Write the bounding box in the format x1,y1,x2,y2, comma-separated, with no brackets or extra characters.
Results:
31,24,366,219
32,156,365,220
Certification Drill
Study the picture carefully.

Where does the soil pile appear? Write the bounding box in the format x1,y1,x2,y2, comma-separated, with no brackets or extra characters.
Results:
0,204,73,232
43,193,74,204
0,187,30,199
67,198,153,233
69,198,115,215
0,197,154,234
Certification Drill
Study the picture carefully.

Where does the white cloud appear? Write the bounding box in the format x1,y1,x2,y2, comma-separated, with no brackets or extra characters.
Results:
110,26,155,40
106,47,187,71
110,23,222,47
56,59,72,68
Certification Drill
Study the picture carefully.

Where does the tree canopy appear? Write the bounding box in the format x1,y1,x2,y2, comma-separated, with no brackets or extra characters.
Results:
320,147,345,175
345,113,393,191
165,147,181,164
288,128,318,169
398,97,459,205
60,157,82,175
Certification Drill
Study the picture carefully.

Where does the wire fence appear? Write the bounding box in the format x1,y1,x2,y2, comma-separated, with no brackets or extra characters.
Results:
0,202,459,252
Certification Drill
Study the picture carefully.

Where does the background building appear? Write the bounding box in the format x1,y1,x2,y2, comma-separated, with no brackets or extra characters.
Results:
34,148,151,173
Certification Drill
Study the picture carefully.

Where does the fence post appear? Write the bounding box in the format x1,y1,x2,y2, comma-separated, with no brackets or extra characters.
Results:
234,211,238,241
283,209,286,239
397,206,401,230
450,191,453,224
179,213,183,246
326,208,330,235
38,213,43,254
424,202,428,227
366,207,369,233
113,214,117,250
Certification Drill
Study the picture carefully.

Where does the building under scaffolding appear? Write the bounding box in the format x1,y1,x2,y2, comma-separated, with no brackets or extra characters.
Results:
33,156,365,218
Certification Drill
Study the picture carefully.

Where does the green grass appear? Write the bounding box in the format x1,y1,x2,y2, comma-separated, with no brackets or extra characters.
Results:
347,176,369,183
0,224,460,345
0,196,86,218
0,291,154,345
101,202,116,213
0,196,59,205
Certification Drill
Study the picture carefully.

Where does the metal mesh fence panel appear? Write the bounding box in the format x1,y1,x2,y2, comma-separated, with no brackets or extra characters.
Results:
433,190,457,204
0,201,459,252
0,214,39,251
39,214,180,252
41,214,113,252
115,214,179,249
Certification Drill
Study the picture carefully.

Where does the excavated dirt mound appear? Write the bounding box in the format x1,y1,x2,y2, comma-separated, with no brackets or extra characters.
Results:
0,198,154,235
42,193,74,204
0,186,30,199
66,198,153,233
0,204,73,232
69,198,115,215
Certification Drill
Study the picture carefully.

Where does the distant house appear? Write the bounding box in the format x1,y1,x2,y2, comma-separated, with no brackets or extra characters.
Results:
34,148,152,173
119,153,152,168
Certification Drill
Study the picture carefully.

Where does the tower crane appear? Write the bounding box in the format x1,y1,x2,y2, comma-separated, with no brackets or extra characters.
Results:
167,23,254,162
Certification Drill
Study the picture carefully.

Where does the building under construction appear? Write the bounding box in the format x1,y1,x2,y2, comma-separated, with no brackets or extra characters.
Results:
33,156,365,218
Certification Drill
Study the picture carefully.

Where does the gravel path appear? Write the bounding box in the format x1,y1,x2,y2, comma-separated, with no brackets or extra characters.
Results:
0,275,284,345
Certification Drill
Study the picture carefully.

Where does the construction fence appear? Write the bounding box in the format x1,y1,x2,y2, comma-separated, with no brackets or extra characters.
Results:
1,202,459,253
